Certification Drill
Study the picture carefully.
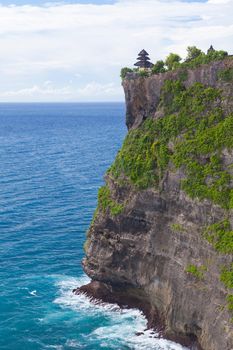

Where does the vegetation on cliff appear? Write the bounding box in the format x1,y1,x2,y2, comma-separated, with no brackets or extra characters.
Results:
91,55,233,323
185,264,207,280
220,263,233,316
84,52,233,345
121,46,229,79
217,67,233,82
110,74,233,317
110,80,233,211
221,264,233,289
203,220,233,254
97,185,124,216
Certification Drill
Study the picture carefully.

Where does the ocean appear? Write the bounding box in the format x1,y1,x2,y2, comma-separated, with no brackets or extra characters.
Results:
0,103,187,350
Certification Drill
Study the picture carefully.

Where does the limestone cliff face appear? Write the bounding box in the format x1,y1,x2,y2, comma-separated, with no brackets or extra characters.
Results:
124,59,233,130
82,58,233,350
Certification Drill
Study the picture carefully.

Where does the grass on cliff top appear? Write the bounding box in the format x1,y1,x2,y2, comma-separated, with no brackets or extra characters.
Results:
179,49,228,70
110,80,233,210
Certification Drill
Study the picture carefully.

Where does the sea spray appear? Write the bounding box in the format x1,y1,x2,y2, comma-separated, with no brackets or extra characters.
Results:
54,275,188,350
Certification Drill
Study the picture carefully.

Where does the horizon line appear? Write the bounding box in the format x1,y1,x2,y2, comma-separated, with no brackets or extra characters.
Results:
0,100,125,104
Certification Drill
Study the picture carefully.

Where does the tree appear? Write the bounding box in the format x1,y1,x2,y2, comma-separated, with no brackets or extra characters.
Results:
152,60,166,74
186,46,203,61
120,67,133,79
165,53,182,70
207,49,228,60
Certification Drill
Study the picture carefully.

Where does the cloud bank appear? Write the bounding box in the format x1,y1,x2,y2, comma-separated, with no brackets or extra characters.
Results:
0,0,232,101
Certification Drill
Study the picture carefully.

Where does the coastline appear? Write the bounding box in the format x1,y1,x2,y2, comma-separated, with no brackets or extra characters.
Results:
73,280,202,350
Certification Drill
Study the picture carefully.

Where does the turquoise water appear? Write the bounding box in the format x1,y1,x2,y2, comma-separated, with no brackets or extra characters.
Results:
0,103,187,350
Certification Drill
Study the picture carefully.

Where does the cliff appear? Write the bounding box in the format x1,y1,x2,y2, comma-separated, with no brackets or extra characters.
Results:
78,58,233,350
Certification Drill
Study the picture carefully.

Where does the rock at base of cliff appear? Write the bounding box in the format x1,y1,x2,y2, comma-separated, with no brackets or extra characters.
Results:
73,281,202,350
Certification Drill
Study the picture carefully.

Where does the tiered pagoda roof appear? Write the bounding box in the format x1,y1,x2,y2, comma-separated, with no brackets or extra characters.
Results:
207,45,215,54
134,49,153,69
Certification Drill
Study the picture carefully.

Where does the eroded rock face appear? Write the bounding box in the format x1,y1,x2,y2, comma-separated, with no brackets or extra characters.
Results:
83,175,233,350
81,59,233,350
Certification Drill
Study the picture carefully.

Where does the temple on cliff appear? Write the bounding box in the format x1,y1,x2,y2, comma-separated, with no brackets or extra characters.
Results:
134,49,153,69
207,45,215,54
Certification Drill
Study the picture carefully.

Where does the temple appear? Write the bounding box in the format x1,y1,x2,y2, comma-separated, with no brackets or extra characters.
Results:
134,49,153,69
207,45,215,54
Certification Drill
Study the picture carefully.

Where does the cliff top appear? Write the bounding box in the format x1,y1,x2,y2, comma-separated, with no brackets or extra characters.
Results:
122,56,233,130
121,45,231,80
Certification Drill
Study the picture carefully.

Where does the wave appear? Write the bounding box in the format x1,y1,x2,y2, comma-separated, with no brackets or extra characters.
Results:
29,290,38,296
53,274,189,350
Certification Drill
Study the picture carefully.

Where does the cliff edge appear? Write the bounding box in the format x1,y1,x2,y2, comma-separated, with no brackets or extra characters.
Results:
79,58,233,350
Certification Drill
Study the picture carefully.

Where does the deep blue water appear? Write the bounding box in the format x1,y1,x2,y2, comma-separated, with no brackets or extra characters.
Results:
0,103,187,350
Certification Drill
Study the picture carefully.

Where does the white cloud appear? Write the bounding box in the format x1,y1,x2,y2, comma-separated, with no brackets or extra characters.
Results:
77,82,122,99
208,0,231,4
0,0,232,101
0,80,122,102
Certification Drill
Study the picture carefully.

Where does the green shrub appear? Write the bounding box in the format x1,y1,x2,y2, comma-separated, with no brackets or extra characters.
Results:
218,68,233,82
121,67,133,79
165,53,182,71
203,220,233,254
98,185,124,216
159,79,186,114
170,223,186,232
227,295,233,311
152,60,166,74
178,69,188,82
186,46,203,61
138,70,150,78
181,49,228,69
110,119,159,189
185,264,207,279
220,264,233,289
207,49,228,61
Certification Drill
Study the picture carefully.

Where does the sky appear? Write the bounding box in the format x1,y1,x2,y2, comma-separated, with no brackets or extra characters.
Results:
0,0,232,102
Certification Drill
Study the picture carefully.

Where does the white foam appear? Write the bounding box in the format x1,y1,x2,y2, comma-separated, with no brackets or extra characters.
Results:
29,290,37,296
54,274,189,350
65,340,83,348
